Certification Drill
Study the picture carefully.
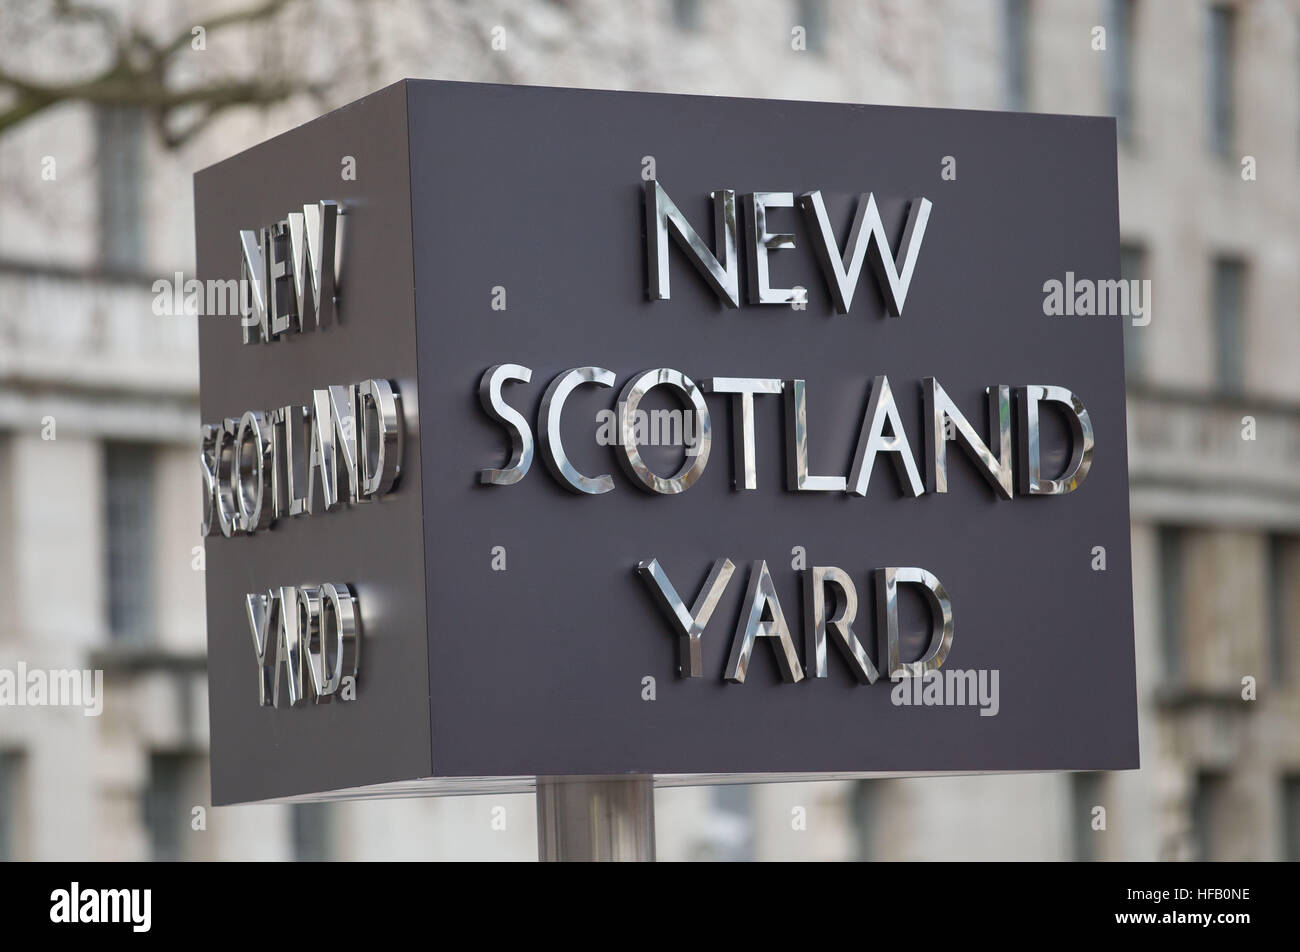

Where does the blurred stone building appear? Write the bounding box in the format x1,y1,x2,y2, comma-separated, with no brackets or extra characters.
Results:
0,0,1296,860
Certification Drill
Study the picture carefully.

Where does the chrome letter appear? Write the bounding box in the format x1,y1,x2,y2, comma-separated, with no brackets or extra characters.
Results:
784,379,847,492
644,180,739,307
798,190,931,315
235,411,274,534
848,375,924,497
239,227,270,344
357,379,404,498
540,367,616,494
246,591,275,706
286,200,341,332
703,377,781,490
617,368,711,494
923,378,1013,499
312,583,361,700
636,558,736,678
744,192,799,304
805,566,878,683
1017,385,1094,495
477,365,534,486
725,561,804,683
876,567,954,679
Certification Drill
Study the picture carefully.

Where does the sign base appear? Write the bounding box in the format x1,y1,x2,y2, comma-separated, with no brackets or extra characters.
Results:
536,776,656,862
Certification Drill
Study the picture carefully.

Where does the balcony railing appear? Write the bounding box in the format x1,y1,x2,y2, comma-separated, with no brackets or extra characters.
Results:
1127,385,1300,527
0,261,199,442
0,260,198,396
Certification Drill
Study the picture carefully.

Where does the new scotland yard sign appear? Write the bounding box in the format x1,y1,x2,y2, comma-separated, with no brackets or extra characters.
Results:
195,80,1137,804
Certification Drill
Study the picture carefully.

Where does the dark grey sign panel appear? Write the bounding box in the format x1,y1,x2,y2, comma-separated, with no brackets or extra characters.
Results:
196,79,1137,804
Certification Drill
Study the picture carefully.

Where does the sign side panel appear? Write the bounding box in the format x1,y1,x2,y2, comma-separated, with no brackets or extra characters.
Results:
196,81,432,803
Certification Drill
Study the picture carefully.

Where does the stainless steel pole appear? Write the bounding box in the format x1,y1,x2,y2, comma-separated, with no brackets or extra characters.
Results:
535,775,656,862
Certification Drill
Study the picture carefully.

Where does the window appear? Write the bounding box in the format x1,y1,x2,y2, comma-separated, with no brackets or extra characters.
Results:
105,443,155,643
144,753,195,861
1107,0,1137,142
1071,772,1105,861
851,779,881,861
95,105,146,272
1004,0,1031,111
1284,775,1300,862
291,803,335,862
1267,536,1292,682
0,752,22,861
1158,527,1185,681
1120,243,1146,378
796,0,827,55
1211,257,1246,395
709,784,754,861
1207,5,1236,156
670,0,699,31
1190,771,1228,861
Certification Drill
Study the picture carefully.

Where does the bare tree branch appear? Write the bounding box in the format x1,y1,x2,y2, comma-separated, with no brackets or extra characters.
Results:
0,0,309,143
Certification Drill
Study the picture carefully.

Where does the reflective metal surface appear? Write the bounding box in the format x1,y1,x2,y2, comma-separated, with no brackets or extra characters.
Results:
240,201,341,344
305,387,343,512
200,423,220,537
244,591,275,706
644,180,739,307
798,190,932,315
271,404,309,518
291,585,323,705
273,769,1073,805
268,221,292,337
536,776,655,862
539,367,617,494
306,385,364,511
923,378,1013,499
1018,384,1095,495
477,364,534,485
234,410,274,534
848,375,924,497
286,200,341,332
246,584,361,708
636,557,736,677
876,566,954,679
273,584,307,707
743,192,799,304
308,583,361,701
215,417,241,538
783,379,847,492
702,377,782,490
330,385,360,504
203,378,404,539
238,226,268,344
616,368,711,494
356,379,405,498
805,566,879,683
725,560,805,683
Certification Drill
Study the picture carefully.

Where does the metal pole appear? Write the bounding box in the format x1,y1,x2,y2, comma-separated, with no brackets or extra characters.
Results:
535,775,656,862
